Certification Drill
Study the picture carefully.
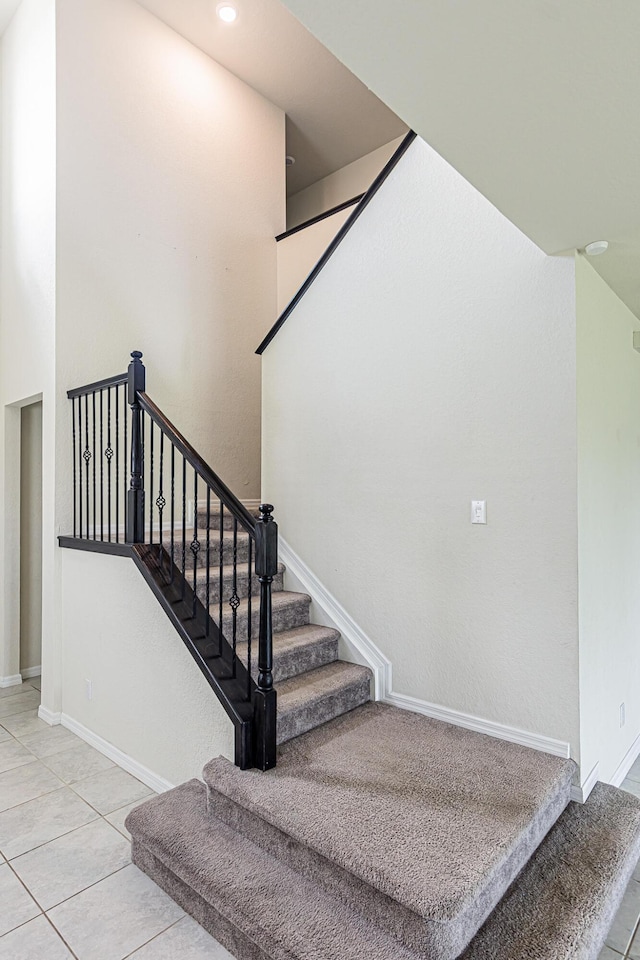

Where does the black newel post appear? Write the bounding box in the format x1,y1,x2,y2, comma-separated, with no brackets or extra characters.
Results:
253,503,278,770
126,351,146,544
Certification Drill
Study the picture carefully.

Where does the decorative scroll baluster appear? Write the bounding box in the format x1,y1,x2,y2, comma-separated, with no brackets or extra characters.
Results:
247,537,253,702
205,489,211,640
106,389,113,541
149,419,154,545
191,473,199,619
126,351,145,543
230,518,240,677
92,391,97,538
78,398,83,539
99,390,104,541
254,504,278,770
157,431,165,567
218,502,224,657
84,394,90,539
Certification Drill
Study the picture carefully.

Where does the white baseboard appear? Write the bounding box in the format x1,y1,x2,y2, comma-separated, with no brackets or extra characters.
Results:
279,536,392,699
0,674,23,689
38,705,61,725
571,761,599,803
611,730,640,788
21,666,41,680
383,690,572,760
60,714,174,794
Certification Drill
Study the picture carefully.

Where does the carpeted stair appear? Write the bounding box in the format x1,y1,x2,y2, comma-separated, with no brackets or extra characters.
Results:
136,513,640,959
165,514,371,745
127,703,640,960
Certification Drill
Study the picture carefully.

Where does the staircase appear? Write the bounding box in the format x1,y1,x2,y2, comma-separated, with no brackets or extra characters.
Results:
60,354,640,959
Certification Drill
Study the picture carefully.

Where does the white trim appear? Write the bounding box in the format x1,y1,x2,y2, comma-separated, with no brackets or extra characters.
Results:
279,536,392,699
60,714,174,794
21,666,41,679
383,690,572,759
611,730,640,788
571,762,599,803
0,674,23,688
38,705,61,725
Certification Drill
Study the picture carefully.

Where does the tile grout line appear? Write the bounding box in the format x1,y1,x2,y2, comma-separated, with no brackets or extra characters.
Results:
120,916,186,960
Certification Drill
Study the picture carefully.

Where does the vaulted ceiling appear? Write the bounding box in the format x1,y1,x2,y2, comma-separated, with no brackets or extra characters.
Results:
279,0,640,315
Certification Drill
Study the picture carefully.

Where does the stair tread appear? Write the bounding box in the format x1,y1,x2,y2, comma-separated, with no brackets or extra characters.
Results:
194,562,285,582
128,778,640,960
204,702,574,937
213,590,310,614
276,661,371,716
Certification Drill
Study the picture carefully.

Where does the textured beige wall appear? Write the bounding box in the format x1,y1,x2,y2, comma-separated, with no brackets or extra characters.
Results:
20,402,42,673
576,254,640,783
263,137,581,760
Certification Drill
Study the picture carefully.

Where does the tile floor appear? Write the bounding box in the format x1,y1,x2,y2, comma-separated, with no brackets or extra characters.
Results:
0,679,232,959
2,679,640,959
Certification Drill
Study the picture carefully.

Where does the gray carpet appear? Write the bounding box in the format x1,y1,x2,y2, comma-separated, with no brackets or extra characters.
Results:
205,701,575,955
127,777,640,960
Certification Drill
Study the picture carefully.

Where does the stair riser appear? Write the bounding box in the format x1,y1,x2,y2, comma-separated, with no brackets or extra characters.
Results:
167,535,251,568
194,570,284,607
277,674,371,745
197,511,256,532
214,598,311,644
132,841,269,960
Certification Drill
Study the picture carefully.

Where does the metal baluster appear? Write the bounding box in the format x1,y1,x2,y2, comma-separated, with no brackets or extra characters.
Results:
218,502,224,656
123,383,128,541
170,444,175,585
78,396,83,538
192,472,199,618
72,397,77,538
99,390,104,541
84,394,90,539
181,457,186,601
157,431,165,567
205,488,211,640
231,518,239,678
92,391,97,539
149,419,154,545
106,388,113,541
247,536,253,701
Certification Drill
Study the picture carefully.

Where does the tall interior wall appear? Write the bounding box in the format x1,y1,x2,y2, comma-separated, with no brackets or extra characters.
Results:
5,0,286,784
576,254,640,784
0,0,56,691
263,136,582,761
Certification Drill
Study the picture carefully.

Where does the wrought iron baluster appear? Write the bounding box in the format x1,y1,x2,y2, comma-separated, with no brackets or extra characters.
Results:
92,391,97,539
149,419,154,545
123,383,128,540
72,397,77,538
191,473,199,618
170,443,175,585
230,518,239,678
181,456,186,601
205,488,211,640
78,396,83,538
247,536,253,701
157,431,165,567
84,394,90,539
99,389,104,541
106,388,113,541
218,502,224,657
115,386,119,542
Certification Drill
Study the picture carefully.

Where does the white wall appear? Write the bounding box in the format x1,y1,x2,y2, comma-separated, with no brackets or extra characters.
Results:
277,206,352,314
20,401,42,673
263,137,581,757
51,0,285,771
0,0,56,688
576,255,640,783
287,136,403,229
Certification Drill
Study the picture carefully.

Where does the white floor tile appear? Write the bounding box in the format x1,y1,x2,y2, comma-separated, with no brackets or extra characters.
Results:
0,683,30,701
12,818,130,910
0,760,62,813
72,766,152,815
42,741,115,784
0,692,41,720
1,711,48,740
0,786,99,860
21,726,82,759
0,863,40,935
48,863,183,960
0,915,74,959
0,739,37,774
127,915,234,959
606,877,640,954
105,799,144,841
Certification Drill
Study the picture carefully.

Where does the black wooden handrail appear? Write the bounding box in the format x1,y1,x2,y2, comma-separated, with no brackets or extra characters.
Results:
138,392,256,536
67,372,128,399
60,351,278,771
256,130,417,355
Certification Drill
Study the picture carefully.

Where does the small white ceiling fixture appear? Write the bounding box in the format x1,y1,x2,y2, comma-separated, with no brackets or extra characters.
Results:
584,240,609,257
216,3,238,23
285,155,296,166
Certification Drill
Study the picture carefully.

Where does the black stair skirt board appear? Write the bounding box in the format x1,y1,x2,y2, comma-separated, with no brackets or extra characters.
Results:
127,778,640,960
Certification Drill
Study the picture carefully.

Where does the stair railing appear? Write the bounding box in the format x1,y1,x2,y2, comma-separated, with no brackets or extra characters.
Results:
63,351,278,771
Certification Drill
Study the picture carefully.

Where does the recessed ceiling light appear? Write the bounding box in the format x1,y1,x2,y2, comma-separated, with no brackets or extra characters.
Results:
216,3,238,23
584,240,609,256
285,155,295,167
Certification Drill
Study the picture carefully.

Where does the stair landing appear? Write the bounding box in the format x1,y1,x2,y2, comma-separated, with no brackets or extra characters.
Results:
205,702,575,957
